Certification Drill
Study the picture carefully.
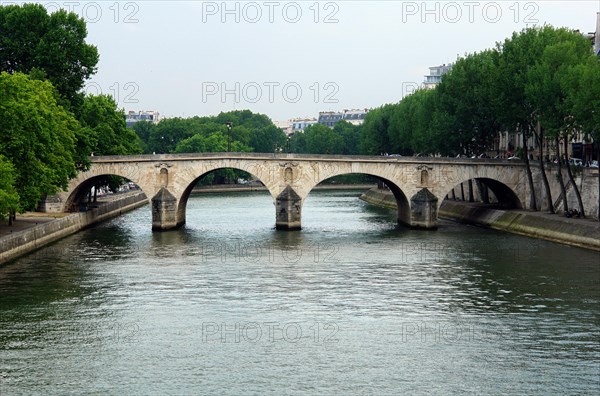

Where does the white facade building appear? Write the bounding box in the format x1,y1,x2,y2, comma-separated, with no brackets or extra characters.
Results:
423,63,453,89
318,109,369,127
273,120,293,135
290,117,318,133
126,110,160,128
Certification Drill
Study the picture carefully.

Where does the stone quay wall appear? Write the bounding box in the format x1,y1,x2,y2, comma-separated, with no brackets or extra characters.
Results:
0,192,147,265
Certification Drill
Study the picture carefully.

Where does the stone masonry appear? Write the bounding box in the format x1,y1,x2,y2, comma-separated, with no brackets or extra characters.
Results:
44,153,536,231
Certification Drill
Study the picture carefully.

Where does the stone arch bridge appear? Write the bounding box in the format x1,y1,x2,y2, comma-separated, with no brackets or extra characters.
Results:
44,153,532,231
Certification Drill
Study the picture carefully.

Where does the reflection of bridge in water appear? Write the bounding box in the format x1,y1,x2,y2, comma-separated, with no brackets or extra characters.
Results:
42,153,533,231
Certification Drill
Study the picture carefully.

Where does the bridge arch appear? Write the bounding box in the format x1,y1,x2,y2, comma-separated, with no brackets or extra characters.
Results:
303,172,411,226
171,166,280,230
63,169,153,213
64,175,140,212
440,176,523,210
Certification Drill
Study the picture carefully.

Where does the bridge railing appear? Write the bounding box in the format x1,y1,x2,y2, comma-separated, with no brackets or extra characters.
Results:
88,152,530,166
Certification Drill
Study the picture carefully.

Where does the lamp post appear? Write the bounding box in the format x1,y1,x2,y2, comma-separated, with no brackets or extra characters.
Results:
225,122,233,152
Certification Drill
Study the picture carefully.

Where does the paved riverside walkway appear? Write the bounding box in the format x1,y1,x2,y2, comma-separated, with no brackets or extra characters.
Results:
441,199,600,228
0,191,143,239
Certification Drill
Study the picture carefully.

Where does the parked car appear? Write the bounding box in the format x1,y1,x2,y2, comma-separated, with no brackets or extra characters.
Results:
589,160,599,168
507,156,520,160
569,158,583,167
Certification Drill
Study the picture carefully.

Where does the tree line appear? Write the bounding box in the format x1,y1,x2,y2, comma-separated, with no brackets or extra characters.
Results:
132,110,286,155
358,25,600,218
0,4,145,221
0,4,288,218
1,4,598,220
131,110,288,184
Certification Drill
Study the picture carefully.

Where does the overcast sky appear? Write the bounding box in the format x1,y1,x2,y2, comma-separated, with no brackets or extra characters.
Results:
18,0,600,121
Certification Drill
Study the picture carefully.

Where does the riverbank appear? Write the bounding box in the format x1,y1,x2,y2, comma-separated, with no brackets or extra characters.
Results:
360,188,600,251
0,191,147,265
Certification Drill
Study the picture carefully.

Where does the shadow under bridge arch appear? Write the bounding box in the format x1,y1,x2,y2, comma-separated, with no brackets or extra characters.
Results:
64,174,148,213
303,173,411,228
443,177,523,210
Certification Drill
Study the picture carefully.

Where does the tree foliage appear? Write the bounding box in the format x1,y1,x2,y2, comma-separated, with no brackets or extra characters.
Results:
79,94,142,156
0,3,99,109
0,72,78,210
0,154,19,219
334,120,361,155
137,110,285,155
566,54,600,141
288,122,362,155
524,27,592,139
304,124,343,154
175,132,250,153
0,4,154,213
359,104,395,155
358,25,599,160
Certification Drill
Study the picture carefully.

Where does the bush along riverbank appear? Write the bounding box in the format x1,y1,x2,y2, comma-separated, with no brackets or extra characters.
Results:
360,188,600,251
0,191,147,265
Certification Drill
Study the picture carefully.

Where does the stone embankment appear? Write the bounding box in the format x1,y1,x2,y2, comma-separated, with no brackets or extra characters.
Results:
360,188,600,251
0,191,147,265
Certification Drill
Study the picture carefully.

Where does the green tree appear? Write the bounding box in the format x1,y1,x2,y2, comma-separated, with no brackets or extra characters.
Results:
433,50,501,156
0,155,19,221
567,55,600,143
132,120,155,153
496,26,571,213
333,120,361,155
302,124,343,154
525,28,591,215
79,94,142,156
389,88,439,155
360,104,396,155
175,134,210,153
388,96,414,155
249,125,287,153
565,54,600,220
175,131,251,153
77,94,143,197
0,3,99,109
496,29,540,210
0,72,78,210
289,131,307,154
215,110,273,130
148,118,195,154
146,110,283,154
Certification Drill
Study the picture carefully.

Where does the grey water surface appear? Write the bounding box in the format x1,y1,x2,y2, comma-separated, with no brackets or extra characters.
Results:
1,190,598,395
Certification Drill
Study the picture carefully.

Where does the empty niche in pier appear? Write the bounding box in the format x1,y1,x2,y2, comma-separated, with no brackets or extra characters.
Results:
285,167,294,184
160,168,168,187
420,170,429,186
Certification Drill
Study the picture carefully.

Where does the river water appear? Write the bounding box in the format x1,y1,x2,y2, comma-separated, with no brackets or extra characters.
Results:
1,190,598,395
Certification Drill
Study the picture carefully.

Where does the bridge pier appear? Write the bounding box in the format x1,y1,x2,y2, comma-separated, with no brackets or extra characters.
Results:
410,188,438,229
275,186,302,230
151,187,182,231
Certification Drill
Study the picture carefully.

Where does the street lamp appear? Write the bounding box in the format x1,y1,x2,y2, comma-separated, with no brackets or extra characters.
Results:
225,122,233,152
